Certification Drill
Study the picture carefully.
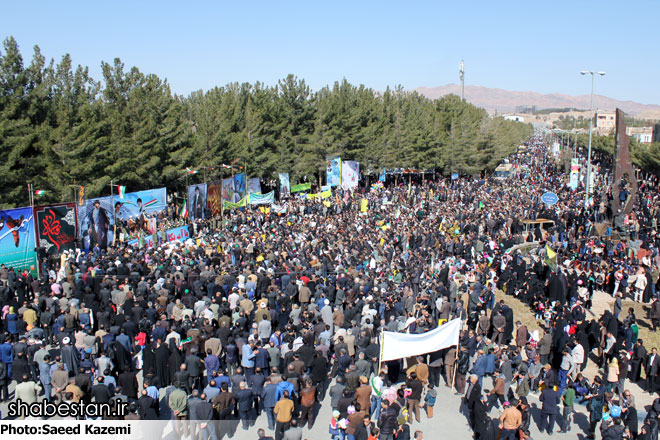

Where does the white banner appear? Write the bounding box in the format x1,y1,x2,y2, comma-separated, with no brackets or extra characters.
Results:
380,318,461,362
272,203,287,214
341,160,360,190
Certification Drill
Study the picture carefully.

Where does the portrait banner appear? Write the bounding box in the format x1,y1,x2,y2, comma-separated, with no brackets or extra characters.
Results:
113,188,167,223
187,184,207,221
326,156,342,187
278,173,290,196
0,207,37,277
221,178,235,205
233,173,247,202
34,203,77,256
341,160,360,190
247,178,262,196
78,197,115,250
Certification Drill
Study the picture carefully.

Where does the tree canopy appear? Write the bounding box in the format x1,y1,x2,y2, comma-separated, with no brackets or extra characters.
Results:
0,37,532,207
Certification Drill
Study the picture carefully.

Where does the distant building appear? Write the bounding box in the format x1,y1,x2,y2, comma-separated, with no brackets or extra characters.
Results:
515,105,537,114
626,126,653,144
595,109,616,132
504,114,525,122
654,124,660,143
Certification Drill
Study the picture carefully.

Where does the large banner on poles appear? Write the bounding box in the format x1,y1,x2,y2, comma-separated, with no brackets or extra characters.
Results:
114,188,167,222
326,156,342,187
341,160,360,190
78,197,115,250
207,182,223,217
570,158,579,190
278,173,290,196
34,203,77,256
221,178,235,205
0,207,38,277
233,173,247,202
187,184,207,221
247,178,261,196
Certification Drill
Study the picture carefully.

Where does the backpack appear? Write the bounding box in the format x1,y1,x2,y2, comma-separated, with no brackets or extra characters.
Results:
397,404,409,424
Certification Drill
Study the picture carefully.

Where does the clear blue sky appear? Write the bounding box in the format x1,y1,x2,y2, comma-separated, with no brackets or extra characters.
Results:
2,0,658,104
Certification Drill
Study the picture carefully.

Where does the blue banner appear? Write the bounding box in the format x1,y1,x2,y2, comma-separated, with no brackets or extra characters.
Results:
166,225,190,243
326,156,342,187
127,225,191,248
541,192,559,206
114,187,167,222
233,174,246,202
378,170,386,182
0,207,37,277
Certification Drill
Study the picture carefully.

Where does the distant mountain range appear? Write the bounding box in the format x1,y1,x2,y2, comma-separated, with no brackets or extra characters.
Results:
414,84,660,117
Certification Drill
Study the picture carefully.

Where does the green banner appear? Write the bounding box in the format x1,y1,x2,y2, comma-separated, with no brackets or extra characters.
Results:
290,182,312,193
223,197,247,210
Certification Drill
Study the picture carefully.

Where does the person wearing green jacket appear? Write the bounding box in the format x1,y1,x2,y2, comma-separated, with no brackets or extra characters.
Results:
561,380,576,433
169,385,189,439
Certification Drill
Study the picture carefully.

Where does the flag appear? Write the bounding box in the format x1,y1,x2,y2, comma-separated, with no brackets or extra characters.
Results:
180,199,188,219
34,190,45,197
117,185,126,198
545,245,557,272
360,199,368,212
186,167,198,175
221,164,233,169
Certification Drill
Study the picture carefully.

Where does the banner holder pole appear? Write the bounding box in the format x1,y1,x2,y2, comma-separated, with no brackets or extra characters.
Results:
110,180,117,246
451,336,460,391
378,330,384,373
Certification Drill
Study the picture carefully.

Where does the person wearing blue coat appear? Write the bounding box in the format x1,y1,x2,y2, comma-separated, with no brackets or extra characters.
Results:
539,386,560,434
261,379,278,430
6,308,18,337
0,336,13,378
471,351,487,387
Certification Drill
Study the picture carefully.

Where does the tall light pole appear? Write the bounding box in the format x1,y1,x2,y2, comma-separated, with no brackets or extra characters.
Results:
580,70,605,206
573,116,578,158
459,60,465,101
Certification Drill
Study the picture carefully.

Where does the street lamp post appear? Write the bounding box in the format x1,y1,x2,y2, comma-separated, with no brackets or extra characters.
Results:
580,70,605,206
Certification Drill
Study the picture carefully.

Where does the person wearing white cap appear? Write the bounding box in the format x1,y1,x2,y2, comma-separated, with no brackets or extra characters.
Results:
60,336,80,373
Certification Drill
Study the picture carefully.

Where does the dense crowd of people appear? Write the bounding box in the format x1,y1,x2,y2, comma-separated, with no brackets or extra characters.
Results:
2,133,660,440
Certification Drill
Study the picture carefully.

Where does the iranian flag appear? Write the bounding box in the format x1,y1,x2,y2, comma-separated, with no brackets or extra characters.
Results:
180,199,188,219
186,167,198,175
117,185,126,198
34,190,45,197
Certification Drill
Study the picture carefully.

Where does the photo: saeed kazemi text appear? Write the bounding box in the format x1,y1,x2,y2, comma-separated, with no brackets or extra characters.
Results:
1,422,131,435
